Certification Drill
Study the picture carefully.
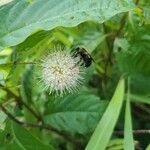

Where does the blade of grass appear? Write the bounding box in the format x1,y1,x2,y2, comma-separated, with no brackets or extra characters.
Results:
85,78,125,150
146,144,150,150
130,94,150,105
124,77,134,150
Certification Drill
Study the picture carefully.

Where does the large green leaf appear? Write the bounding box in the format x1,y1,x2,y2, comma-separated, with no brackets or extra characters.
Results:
85,78,125,150
0,0,135,51
44,93,108,134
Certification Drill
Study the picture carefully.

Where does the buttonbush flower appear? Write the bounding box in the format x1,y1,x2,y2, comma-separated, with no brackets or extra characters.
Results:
0,0,13,6
41,49,83,95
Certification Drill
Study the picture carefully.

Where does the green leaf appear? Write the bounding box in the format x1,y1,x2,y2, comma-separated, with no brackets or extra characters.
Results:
146,144,150,150
44,93,108,134
107,139,124,150
85,78,125,150
116,47,150,95
124,78,134,150
131,75,150,95
116,48,150,77
124,101,134,150
113,38,129,52
0,112,7,129
0,0,135,51
130,94,150,104
8,122,54,150
0,129,6,149
21,66,33,102
73,23,106,53
143,7,150,24
20,66,42,123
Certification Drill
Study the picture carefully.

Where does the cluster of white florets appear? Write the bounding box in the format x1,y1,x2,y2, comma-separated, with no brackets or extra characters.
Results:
0,0,13,6
41,50,82,95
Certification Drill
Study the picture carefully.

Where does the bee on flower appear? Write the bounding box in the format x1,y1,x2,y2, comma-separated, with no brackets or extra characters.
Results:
40,47,83,96
40,45,93,96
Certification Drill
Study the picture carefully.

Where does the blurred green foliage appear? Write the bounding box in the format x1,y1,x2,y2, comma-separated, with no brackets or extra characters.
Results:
0,0,150,150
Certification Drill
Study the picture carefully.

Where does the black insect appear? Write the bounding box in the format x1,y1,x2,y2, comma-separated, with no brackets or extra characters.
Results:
71,47,93,68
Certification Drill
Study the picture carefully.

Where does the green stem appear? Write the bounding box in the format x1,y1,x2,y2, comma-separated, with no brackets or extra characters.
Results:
0,61,37,66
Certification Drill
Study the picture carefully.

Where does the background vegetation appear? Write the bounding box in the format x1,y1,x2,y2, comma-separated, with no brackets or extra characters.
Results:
0,0,150,150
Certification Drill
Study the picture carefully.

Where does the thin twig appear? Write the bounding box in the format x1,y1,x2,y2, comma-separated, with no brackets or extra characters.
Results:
114,130,150,135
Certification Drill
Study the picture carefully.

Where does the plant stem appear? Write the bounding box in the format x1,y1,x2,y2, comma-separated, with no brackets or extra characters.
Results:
0,61,37,65
135,0,139,5
114,130,150,135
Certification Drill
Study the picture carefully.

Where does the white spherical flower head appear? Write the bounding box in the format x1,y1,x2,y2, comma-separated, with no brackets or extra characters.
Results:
41,50,82,95
0,0,13,6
